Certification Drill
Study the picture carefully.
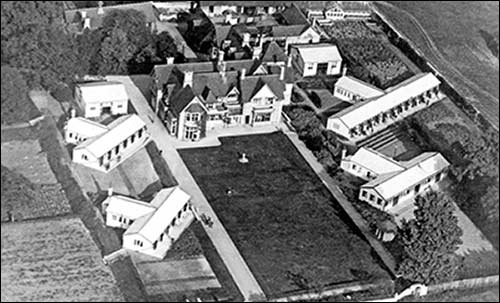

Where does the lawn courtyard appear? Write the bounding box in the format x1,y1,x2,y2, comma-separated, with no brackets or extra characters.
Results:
179,132,391,297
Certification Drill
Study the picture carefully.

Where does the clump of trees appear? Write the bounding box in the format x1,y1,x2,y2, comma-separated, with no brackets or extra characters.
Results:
284,105,342,175
397,191,463,284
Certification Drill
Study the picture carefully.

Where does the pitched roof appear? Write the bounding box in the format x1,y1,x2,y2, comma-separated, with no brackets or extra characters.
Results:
124,186,191,243
280,4,309,25
105,195,156,219
77,81,128,104
362,152,450,200
292,43,342,63
346,147,404,175
169,86,197,116
75,114,146,158
200,1,288,7
271,24,310,37
192,71,239,97
65,1,157,28
335,76,385,99
215,25,232,46
240,74,285,102
66,117,109,138
330,73,440,129
261,41,288,63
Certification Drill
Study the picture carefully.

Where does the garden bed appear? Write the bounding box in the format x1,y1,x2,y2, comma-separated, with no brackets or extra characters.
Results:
179,132,391,297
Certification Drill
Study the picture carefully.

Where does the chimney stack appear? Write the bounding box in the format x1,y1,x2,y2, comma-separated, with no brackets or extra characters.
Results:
342,66,347,76
183,71,193,88
280,66,286,81
341,149,347,159
97,1,104,15
218,50,225,65
107,187,114,197
70,108,76,118
240,68,246,81
287,55,292,68
166,57,175,64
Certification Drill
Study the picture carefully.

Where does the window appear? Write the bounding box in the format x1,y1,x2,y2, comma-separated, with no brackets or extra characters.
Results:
307,64,314,70
115,146,119,154
117,104,123,108
254,113,271,122
377,198,382,205
209,5,214,13
426,178,431,183
138,129,143,138
118,217,122,223
123,139,128,148
392,195,399,206
361,190,367,198
131,134,135,143
81,154,88,160
160,233,164,242
369,194,375,202
405,189,410,195
69,133,73,138
99,157,104,166
107,150,112,160
153,240,158,250
414,184,421,193
435,172,442,182
352,164,357,170
186,113,201,121
366,171,371,178
90,106,96,110
178,210,182,219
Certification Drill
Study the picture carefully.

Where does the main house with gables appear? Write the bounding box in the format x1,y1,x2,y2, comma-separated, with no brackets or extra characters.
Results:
150,43,293,141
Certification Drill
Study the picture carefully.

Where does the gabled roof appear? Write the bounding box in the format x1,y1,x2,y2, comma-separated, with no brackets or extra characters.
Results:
66,117,109,138
169,86,197,116
292,43,342,63
335,76,385,99
75,114,146,158
124,186,191,243
77,81,128,104
362,152,450,200
346,147,404,175
65,1,158,28
105,195,156,219
240,75,285,102
261,41,288,63
330,73,440,129
192,71,239,97
280,4,309,25
215,25,232,46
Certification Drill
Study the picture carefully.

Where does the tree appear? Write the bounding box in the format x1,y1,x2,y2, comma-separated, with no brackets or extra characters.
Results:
1,1,84,90
101,9,152,51
1,66,41,124
397,191,463,284
155,31,177,61
98,27,136,74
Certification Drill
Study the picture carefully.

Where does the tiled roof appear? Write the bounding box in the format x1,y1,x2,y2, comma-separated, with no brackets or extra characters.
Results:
169,86,197,116
261,41,288,63
271,24,309,37
280,4,309,25
215,25,232,46
240,74,284,102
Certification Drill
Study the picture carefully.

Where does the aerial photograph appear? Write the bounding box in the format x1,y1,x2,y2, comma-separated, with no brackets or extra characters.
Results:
1,1,499,302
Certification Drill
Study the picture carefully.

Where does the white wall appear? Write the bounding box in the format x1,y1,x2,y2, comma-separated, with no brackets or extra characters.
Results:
340,159,377,181
326,117,350,139
327,60,342,75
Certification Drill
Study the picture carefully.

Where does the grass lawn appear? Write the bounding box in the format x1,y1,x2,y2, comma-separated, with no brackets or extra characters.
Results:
179,132,391,297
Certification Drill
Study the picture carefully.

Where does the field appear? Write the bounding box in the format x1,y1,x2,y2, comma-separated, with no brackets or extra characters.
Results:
374,1,499,129
1,216,124,302
179,132,390,297
322,21,414,89
1,136,72,222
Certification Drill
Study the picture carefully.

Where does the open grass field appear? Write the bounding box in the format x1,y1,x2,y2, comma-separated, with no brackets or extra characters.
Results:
374,1,499,129
179,132,391,297
1,216,124,302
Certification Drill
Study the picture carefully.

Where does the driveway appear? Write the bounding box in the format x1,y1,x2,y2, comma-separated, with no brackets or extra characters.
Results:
107,76,266,301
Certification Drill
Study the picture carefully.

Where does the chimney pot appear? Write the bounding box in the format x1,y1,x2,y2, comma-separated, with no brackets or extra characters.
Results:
240,68,246,80
183,71,193,88
341,149,347,159
107,187,113,196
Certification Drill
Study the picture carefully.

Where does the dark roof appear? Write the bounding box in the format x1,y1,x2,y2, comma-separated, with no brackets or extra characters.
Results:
64,2,157,29
280,4,309,25
192,71,240,97
261,41,288,63
240,74,284,102
271,24,309,38
170,86,196,116
215,25,232,46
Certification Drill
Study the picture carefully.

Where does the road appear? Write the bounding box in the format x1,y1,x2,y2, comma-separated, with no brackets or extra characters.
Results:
373,1,499,131
107,76,266,302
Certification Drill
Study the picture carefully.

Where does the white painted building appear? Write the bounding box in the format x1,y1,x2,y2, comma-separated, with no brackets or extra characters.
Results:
290,43,342,77
75,81,129,118
334,75,385,102
72,114,150,172
103,186,196,259
327,73,442,142
308,1,372,23
341,147,450,214
64,117,108,144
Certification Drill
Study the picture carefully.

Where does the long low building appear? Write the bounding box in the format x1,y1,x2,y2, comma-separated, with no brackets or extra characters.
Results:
341,147,450,215
72,114,150,172
103,186,196,259
333,75,385,102
327,73,442,142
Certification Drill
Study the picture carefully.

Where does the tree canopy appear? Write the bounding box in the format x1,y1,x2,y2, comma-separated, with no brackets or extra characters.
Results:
397,191,463,284
1,1,84,90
